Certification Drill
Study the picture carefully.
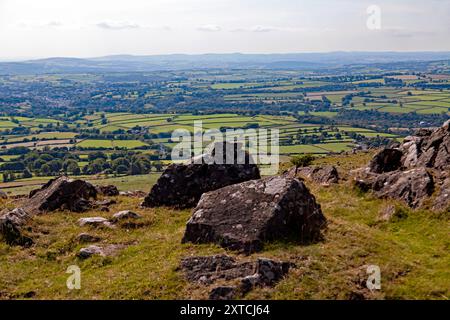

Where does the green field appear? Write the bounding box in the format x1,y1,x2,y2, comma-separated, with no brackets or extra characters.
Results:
76,139,149,149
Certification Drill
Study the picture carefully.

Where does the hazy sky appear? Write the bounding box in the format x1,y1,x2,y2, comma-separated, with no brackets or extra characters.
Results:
0,0,449,59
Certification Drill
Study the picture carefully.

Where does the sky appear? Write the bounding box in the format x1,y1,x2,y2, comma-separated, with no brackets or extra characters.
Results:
0,0,449,59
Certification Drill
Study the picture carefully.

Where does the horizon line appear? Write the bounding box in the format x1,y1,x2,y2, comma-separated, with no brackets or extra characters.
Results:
2,50,450,62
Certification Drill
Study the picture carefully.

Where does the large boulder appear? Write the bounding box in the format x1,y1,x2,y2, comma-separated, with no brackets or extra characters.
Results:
142,142,260,209
25,176,98,214
0,208,33,246
182,174,326,253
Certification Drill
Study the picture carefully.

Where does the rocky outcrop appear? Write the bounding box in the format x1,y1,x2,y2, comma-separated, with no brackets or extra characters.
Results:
26,176,98,214
295,165,340,184
368,148,403,173
0,208,33,246
355,120,450,211
182,174,326,253
399,120,450,170
355,168,434,208
142,142,260,209
180,255,291,300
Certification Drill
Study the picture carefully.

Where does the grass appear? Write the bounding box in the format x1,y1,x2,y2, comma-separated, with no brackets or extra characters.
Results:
0,151,448,299
76,140,149,149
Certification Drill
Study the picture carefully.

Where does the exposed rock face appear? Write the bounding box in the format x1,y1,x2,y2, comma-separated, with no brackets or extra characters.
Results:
26,176,97,214
180,255,291,299
96,185,119,197
142,142,260,209
295,165,340,184
368,149,403,173
355,120,450,211
356,168,434,208
0,208,33,246
182,174,326,253
399,119,450,170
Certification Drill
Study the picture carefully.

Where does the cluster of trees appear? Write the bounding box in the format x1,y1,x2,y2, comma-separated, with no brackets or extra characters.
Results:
81,151,163,175
0,149,164,180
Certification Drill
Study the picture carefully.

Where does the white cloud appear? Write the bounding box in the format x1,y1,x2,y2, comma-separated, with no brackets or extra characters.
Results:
96,21,141,30
17,20,64,28
197,24,221,32
250,25,276,33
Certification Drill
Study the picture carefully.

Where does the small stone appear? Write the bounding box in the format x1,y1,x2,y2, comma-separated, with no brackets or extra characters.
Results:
78,217,113,228
77,245,104,259
111,210,141,222
75,233,101,243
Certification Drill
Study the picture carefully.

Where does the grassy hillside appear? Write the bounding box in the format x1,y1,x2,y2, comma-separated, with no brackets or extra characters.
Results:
0,153,448,300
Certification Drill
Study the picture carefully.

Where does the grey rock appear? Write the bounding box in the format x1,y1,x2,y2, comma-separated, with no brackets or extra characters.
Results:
295,165,340,184
75,233,101,243
77,245,105,259
209,286,237,300
182,174,326,253
356,168,434,208
180,255,291,298
26,176,97,214
96,185,119,196
368,148,403,173
355,120,450,210
78,217,114,228
111,210,141,222
0,208,33,247
77,244,126,259
142,142,260,209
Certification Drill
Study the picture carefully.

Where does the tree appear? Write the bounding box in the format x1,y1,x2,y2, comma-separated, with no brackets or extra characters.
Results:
115,165,128,174
290,154,315,168
22,168,32,179
41,164,51,176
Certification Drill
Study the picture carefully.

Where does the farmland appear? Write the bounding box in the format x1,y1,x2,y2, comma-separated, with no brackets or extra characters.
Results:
0,63,448,192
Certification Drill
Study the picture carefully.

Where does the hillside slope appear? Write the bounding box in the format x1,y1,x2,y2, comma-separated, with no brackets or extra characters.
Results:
0,152,448,300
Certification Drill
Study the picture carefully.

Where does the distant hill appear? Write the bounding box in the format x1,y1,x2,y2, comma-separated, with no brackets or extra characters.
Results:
1,52,450,74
